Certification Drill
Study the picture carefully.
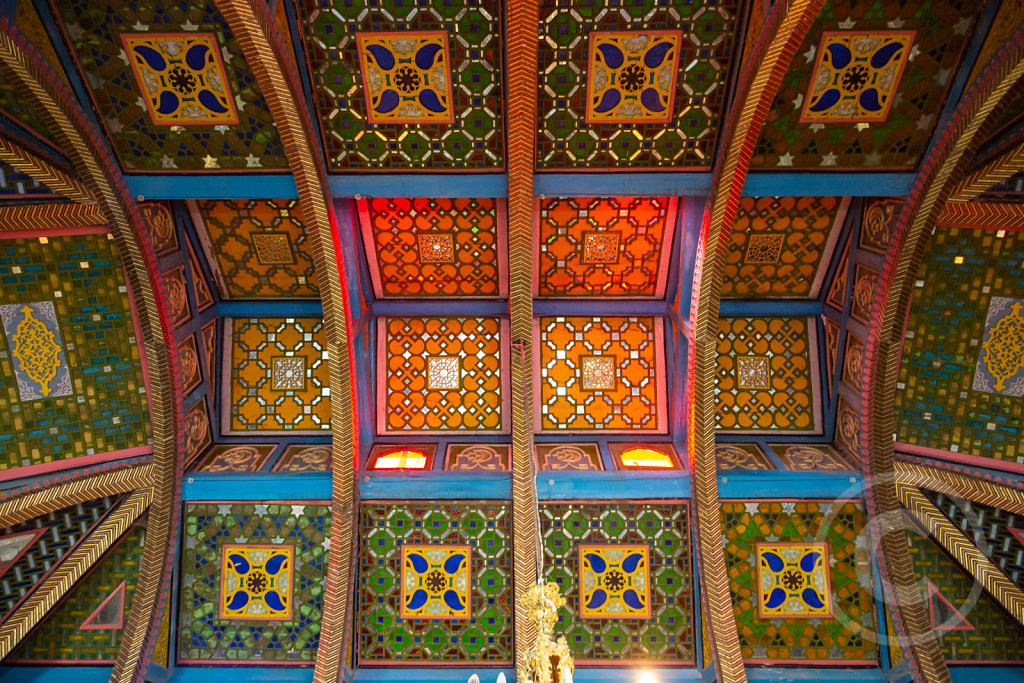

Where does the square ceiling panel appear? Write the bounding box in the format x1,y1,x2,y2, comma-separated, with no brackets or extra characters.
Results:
535,316,666,433
716,317,821,434
222,317,330,435
752,0,978,170
50,0,287,171
537,0,739,170
297,0,503,171
535,197,677,298
189,200,318,299
722,197,848,299
358,198,505,298
378,317,508,433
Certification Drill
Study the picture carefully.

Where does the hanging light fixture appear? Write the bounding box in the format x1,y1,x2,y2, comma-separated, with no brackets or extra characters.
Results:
517,581,575,683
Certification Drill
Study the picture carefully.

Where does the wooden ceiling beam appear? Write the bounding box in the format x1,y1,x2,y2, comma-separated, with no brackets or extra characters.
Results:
899,483,1024,629
0,133,94,203
947,140,1024,202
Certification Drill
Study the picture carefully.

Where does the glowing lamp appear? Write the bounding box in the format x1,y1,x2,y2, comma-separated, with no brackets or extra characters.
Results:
619,447,674,469
372,448,428,470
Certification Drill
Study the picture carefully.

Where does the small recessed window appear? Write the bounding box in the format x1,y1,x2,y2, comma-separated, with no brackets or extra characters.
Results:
371,448,429,470
611,443,681,470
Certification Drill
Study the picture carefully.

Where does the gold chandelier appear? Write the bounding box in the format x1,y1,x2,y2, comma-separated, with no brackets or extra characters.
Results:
518,581,575,683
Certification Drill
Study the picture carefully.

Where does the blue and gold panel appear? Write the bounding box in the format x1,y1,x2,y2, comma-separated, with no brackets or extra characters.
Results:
578,544,650,619
356,32,454,125
121,33,239,127
400,544,472,620
220,544,294,620
585,32,682,124
0,302,72,401
973,297,1024,397
801,31,914,123
756,542,832,618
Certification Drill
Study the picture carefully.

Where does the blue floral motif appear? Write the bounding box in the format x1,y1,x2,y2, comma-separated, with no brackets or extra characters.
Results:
401,545,471,619
579,545,650,618
358,33,454,124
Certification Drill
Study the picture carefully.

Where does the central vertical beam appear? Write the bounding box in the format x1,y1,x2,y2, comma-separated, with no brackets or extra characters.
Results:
505,0,541,667
213,3,359,681
687,1,824,680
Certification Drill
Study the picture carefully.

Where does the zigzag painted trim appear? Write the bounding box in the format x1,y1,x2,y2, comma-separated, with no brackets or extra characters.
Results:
899,483,1024,628
0,488,151,658
947,141,1024,202
0,135,94,203
936,201,1024,229
894,458,1024,516
0,201,104,231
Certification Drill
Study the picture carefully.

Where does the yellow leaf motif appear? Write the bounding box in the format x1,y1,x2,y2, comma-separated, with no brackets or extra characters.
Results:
11,305,62,397
981,301,1024,392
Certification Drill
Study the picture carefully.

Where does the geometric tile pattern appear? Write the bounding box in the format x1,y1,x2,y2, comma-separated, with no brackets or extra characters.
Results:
800,31,914,123
722,197,844,298
756,542,832,618
537,316,663,432
360,198,501,298
53,0,287,171
226,318,330,434
722,501,875,662
540,502,693,662
121,33,238,126
177,503,330,663
751,0,977,170
399,545,471,619
536,0,739,169
10,522,145,662
297,0,504,170
905,516,1024,662
895,228,1024,464
715,443,775,470
192,200,318,299
578,544,651,619
716,317,818,433
584,32,682,124
380,317,504,432
355,32,454,125
357,502,513,663
0,498,116,621
0,235,150,470
537,197,676,298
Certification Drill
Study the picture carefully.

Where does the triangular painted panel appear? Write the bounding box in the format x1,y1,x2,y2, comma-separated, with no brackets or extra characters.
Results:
927,580,973,631
79,580,126,630
1008,527,1024,547
0,529,45,577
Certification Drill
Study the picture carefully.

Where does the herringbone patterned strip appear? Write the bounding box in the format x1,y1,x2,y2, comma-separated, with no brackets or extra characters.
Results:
0,135,94,203
0,202,105,231
899,483,1024,627
947,140,1024,202
0,23,180,683
0,488,151,659
689,0,823,679
212,3,358,681
895,459,1024,517
859,24,1024,683
936,201,1024,230
505,0,541,666
0,464,153,528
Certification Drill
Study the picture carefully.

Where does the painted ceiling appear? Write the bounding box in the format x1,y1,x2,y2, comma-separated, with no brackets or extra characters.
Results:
0,0,1022,681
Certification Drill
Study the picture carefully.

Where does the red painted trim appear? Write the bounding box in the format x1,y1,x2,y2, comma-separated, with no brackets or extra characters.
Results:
0,447,153,484
896,442,1024,476
79,579,126,630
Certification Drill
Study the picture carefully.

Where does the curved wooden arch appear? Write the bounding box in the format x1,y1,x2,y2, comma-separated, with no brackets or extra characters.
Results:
211,2,360,681
859,24,1024,683
686,0,825,679
0,19,182,683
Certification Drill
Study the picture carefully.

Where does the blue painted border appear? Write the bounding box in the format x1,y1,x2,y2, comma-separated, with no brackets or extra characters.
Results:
182,472,331,500
717,471,863,499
